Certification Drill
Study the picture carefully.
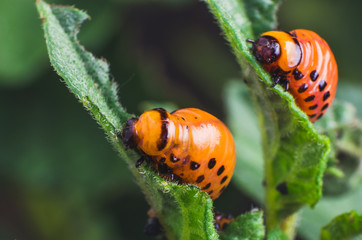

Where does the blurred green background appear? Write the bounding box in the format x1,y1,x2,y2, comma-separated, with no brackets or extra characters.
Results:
0,0,361,239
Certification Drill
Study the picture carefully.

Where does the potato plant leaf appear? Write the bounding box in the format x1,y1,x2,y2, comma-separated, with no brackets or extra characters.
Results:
315,100,362,195
267,229,289,240
219,209,265,240
225,80,264,203
320,210,362,240
36,1,218,239
204,0,330,233
243,0,282,36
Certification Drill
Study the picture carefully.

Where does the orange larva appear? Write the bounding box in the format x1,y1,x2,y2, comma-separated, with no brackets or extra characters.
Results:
248,29,338,122
122,108,236,200
214,212,234,231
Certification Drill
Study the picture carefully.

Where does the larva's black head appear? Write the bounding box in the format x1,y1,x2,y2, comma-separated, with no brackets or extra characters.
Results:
121,117,138,149
249,36,281,65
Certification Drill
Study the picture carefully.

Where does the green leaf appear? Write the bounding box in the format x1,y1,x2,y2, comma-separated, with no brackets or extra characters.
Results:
298,99,362,239
141,167,218,240
315,100,357,131
219,209,265,240
224,80,263,203
299,183,362,239
204,0,330,232
243,0,282,36
320,211,362,240
36,1,217,239
225,84,362,239
315,100,362,195
267,229,289,240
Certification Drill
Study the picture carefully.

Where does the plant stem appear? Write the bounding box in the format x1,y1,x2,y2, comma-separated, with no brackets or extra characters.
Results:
281,213,299,239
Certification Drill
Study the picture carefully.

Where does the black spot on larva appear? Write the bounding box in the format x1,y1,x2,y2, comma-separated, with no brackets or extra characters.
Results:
292,68,304,80
298,83,309,93
309,104,318,110
220,176,228,184
217,166,225,176
322,103,329,111
194,117,198,119
159,157,166,163
208,190,213,195
304,95,315,102
170,173,183,183
196,175,205,183
158,163,172,174
135,157,145,168
310,70,319,81
170,153,180,163
181,117,185,121
208,158,216,169
202,183,211,190
317,113,324,120
319,80,327,91
190,161,200,170
276,182,288,195
323,91,331,101
308,114,316,118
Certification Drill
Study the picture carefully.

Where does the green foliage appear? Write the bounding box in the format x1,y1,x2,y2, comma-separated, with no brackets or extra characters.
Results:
36,1,218,239
299,161,362,239
219,210,265,240
225,80,263,203
267,229,289,240
35,0,362,239
140,168,218,240
204,0,330,233
224,76,362,240
315,100,362,195
0,0,117,87
243,0,282,36
320,211,362,240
